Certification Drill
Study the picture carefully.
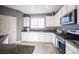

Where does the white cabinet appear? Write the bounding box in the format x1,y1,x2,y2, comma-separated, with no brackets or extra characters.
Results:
23,17,30,27
52,33,56,47
8,16,17,44
61,5,76,16
0,15,17,44
22,32,38,42
55,13,61,26
43,32,53,42
38,33,45,42
46,16,55,27
66,41,79,54
0,15,8,35
54,6,64,26
22,32,54,42
66,5,76,13
66,46,74,54
61,5,67,16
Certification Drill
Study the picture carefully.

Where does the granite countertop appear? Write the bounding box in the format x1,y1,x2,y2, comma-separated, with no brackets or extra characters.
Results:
0,35,8,44
0,44,35,54
0,35,35,54
22,27,57,32
56,33,79,49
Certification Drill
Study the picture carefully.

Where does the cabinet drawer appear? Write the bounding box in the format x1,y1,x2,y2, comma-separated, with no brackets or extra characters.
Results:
66,41,79,54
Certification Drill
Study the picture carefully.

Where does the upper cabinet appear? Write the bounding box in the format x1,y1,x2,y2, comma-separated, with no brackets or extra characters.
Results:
23,17,30,27
61,5,67,16
66,5,76,13
46,16,55,27
62,5,76,16
0,15,17,43
54,12,61,26
54,5,76,26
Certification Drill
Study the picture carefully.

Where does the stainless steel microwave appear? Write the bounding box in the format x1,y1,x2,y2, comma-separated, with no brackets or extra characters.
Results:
60,9,77,25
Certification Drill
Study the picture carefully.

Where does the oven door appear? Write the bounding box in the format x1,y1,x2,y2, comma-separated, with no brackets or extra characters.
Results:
55,36,65,54
58,41,65,54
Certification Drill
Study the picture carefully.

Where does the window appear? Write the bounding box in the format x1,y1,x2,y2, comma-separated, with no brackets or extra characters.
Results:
31,16,45,28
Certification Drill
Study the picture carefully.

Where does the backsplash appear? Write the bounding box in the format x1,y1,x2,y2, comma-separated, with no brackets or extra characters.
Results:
57,24,79,33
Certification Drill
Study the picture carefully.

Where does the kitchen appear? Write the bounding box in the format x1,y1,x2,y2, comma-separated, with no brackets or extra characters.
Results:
0,5,79,54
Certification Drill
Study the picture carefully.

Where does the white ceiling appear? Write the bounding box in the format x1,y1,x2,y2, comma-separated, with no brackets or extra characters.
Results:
4,5,63,14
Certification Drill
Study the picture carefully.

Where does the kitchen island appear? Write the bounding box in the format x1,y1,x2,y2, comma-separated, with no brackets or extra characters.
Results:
0,44,35,54
0,35,35,54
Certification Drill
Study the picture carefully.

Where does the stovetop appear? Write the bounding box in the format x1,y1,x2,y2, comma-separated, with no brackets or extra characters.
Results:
67,29,79,35
57,33,79,49
57,33,79,40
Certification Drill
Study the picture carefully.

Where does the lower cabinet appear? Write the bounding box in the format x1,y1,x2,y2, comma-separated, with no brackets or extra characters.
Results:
52,33,56,47
66,41,79,54
22,32,54,42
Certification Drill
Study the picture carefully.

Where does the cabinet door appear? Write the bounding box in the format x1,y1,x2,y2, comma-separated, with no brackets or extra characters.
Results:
66,47,74,54
52,33,56,47
66,41,79,54
46,16,55,27
55,13,60,26
44,32,53,42
54,15,57,26
0,15,8,35
23,17,30,27
22,32,54,42
8,16,17,43
67,5,76,13
38,32,45,42
0,15,17,43
61,5,68,16
22,32,38,42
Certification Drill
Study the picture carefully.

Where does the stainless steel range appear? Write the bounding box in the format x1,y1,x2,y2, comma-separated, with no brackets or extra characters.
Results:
55,28,79,54
55,35,65,54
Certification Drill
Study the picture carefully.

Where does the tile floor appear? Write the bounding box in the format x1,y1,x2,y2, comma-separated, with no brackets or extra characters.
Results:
17,41,58,54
